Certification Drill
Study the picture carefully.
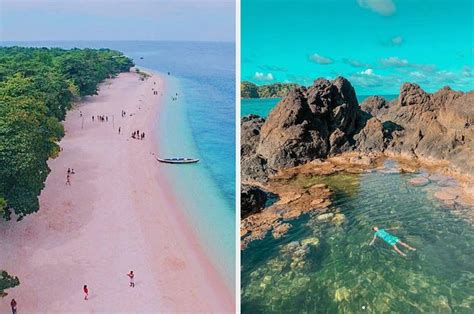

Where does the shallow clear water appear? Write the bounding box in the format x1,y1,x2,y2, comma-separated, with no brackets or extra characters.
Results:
241,95,398,118
242,168,474,313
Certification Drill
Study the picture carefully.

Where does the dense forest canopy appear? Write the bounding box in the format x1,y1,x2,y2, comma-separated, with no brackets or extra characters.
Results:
0,46,133,221
0,46,133,294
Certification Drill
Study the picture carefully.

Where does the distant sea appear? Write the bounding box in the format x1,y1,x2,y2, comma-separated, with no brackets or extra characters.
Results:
241,95,398,117
1,41,236,291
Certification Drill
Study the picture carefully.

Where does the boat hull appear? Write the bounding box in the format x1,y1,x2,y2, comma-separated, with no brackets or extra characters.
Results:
156,157,199,164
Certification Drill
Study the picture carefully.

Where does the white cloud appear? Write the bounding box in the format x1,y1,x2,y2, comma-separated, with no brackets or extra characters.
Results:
461,66,472,78
357,0,396,16
410,71,425,79
254,72,274,81
360,68,374,75
309,53,333,65
380,57,409,67
343,58,371,68
391,36,403,45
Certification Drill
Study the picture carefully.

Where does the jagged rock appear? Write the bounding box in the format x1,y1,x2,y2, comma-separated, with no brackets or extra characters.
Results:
256,77,362,171
241,184,268,218
354,117,386,152
241,115,269,182
377,84,473,174
360,95,389,117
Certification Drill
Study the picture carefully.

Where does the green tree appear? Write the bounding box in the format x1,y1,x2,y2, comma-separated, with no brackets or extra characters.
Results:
0,271,20,297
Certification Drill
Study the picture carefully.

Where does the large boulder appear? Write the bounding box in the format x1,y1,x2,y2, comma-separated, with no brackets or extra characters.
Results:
256,77,362,170
241,76,473,180
360,95,389,118
241,115,270,181
375,84,473,174
241,185,268,218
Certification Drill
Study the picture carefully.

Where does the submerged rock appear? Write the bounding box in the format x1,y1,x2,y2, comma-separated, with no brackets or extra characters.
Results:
301,237,320,247
241,184,268,218
409,177,430,186
332,213,346,225
317,213,334,221
434,190,457,201
334,287,350,302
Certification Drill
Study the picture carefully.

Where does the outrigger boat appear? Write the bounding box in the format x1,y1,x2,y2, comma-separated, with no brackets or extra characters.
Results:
156,157,199,164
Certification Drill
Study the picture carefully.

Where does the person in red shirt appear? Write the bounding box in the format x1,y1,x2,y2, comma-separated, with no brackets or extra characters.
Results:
10,299,17,314
127,271,135,287
83,285,89,300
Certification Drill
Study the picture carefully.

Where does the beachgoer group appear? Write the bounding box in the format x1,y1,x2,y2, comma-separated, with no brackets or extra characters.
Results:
132,130,145,140
93,115,109,122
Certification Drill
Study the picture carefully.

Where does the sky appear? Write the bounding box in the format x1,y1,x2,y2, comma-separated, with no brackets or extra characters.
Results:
0,0,235,42
242,0,473,94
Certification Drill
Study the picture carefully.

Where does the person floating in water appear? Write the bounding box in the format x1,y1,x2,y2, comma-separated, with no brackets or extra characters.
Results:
369,227,416,257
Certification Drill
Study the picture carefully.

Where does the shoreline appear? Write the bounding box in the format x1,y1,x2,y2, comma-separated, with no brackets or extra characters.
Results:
154,72,236,293
241,151,474,248
0,71,233,312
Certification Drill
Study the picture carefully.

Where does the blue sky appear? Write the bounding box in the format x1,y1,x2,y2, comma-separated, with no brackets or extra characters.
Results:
0,0,235,42
242,0,473,94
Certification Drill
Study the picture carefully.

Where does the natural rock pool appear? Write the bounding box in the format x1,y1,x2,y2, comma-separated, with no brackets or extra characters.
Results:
241,163,474,313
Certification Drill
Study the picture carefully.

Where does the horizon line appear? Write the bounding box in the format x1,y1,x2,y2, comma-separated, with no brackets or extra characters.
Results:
0,39,236,44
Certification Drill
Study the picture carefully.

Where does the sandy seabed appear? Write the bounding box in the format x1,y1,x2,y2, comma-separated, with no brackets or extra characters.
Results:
0,72,234,313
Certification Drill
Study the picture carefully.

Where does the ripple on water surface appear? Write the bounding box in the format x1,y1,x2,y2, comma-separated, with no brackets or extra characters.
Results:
241,170,474,313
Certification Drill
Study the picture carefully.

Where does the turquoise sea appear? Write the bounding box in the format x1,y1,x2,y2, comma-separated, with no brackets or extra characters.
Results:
241,95,398,118
2,41,236,291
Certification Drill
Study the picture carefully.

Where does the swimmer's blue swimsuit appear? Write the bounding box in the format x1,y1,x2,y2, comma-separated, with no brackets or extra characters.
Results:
375,229,399,246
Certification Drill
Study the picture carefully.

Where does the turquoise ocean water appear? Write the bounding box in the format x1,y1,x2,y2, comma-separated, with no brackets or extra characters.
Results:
241,95,398,118
2,41,236,291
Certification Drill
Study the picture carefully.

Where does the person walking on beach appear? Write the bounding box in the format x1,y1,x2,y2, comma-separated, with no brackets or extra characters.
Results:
118,127,121,134
67,168,71,175
66,174,71,186
369,227,416,257
127,271,135,287
92,116,94,122
10,299,17,314
83,285,89,300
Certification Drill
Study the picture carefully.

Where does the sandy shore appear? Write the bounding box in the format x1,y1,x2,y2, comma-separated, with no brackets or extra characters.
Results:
0,71,234,312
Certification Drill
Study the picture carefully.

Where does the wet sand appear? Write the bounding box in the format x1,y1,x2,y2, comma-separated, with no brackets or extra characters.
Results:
0,71,234,312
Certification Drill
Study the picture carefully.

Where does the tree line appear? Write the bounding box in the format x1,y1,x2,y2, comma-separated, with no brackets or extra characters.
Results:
0,46,134,295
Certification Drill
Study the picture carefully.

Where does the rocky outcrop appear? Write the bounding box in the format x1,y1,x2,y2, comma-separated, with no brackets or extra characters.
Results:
257,77,361,169
241,81,299,98
241,115,270,182
241,77,388,180
370,84,473,174
241,185,267,218
360,95,389,117
242,78,473,182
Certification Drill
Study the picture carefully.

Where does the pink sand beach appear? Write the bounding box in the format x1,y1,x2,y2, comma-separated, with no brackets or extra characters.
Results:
0,72,234,312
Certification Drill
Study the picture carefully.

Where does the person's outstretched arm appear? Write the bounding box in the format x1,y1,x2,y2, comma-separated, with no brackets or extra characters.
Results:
369,236,377,246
